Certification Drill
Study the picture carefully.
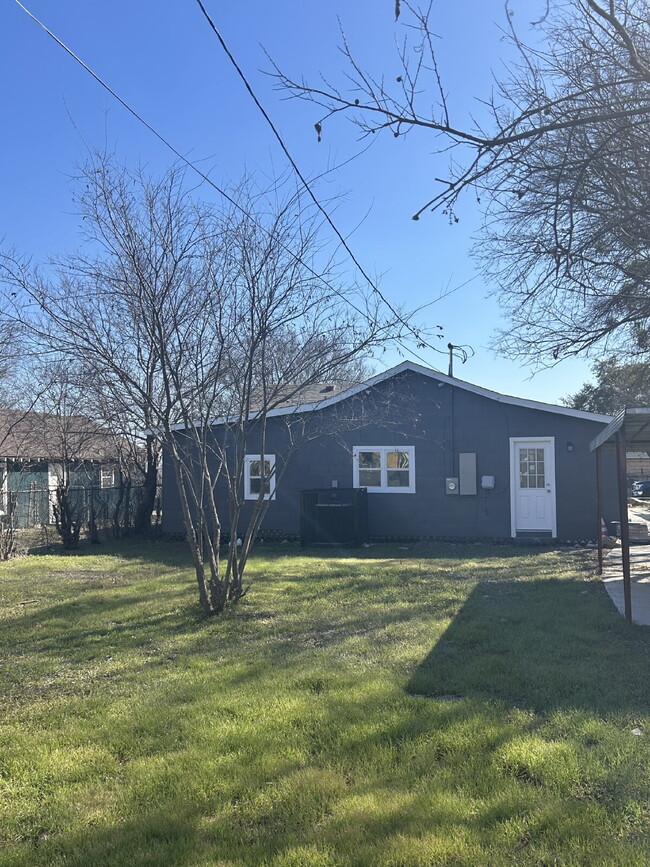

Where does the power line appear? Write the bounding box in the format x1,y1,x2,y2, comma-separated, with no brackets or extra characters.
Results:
193,0,439,355
10,0,444,365
9,3,380,321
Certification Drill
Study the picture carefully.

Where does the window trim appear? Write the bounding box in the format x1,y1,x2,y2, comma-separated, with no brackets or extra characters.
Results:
352,445,415,493
100,466,117,489
244,454,276,501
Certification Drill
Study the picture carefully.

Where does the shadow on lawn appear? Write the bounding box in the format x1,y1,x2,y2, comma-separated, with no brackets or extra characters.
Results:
407,576,650,715
59,536,196,569
7,547,650,865
32,701,484,867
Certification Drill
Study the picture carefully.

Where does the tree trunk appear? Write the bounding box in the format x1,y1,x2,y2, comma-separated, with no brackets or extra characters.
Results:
112,477,125,538
172,455,226,615
0,496,17,561
53,483,82,550
88,486,99,544
134,435,158,534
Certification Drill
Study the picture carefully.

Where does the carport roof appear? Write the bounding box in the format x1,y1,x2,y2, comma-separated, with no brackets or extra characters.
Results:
589,408,650,452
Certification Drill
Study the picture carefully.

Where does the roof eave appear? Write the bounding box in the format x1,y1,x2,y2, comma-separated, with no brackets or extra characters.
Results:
160,360,614,434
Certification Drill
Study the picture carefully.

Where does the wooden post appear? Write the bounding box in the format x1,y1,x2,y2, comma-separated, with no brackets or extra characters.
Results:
596,445,603,575
615,429,633,622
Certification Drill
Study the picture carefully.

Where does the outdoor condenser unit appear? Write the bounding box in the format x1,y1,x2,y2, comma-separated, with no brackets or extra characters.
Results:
300,487,368,546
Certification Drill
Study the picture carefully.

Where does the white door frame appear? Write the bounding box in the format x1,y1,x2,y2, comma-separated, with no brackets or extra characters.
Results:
509,437,557,538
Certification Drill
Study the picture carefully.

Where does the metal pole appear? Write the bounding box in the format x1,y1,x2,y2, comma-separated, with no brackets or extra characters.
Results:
596,445,603,575
615,430,633,622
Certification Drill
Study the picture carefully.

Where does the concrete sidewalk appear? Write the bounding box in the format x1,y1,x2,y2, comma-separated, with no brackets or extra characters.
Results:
602,545,650,626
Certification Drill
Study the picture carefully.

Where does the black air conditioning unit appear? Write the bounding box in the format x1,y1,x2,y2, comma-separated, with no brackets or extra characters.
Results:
300,487,368,546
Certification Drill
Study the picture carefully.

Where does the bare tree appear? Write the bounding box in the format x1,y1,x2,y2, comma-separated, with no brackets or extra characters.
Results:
37,371,88,550
3,364,126,549
156,181,405,609
0,156,409,614
276,0,650,363
0,311,23,559
0,319,64,555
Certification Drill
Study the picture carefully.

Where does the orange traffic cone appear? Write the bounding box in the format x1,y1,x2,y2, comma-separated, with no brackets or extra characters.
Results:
601,518,615,547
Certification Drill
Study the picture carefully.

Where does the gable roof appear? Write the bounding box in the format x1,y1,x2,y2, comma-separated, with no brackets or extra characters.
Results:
251,381,355,412
0,409,119,462
167,361,612,431
249,361,613,423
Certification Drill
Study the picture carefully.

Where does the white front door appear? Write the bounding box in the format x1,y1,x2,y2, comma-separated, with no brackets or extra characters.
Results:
510,438,557,537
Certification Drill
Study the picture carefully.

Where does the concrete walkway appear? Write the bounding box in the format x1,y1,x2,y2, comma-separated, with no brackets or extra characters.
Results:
602,534,650,627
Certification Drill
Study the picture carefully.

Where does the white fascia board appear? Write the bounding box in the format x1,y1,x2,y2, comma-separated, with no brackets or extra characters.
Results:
402,362,614,423
163,360,613,434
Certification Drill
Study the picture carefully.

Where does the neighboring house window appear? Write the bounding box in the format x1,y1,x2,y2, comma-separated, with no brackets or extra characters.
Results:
244,455,276,500
353,446,415,493
101,466,118,489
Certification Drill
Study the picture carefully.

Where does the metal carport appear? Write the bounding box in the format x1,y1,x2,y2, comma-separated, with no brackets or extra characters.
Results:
590,408,650,623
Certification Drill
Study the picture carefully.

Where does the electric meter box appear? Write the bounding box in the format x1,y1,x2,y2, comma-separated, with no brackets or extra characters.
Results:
446,477,459,495
481,475,495,490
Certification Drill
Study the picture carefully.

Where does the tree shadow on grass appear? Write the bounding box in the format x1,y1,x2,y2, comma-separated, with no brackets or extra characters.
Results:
5,543,627,699
5,552,650,865
16,690,493,867
407,576,650,715
57,536,197,569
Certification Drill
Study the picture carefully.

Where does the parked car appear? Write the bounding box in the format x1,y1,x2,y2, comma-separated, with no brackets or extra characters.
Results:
631,480,650,497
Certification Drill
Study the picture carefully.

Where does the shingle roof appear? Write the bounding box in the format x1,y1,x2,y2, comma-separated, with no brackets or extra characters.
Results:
166,361,614,432
0,410,119,462
226,362,614,424
265,381,355,410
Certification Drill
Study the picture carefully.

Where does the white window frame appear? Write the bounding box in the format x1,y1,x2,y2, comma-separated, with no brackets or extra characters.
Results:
353,445,416,493
100,466,117,489
244,454,276,501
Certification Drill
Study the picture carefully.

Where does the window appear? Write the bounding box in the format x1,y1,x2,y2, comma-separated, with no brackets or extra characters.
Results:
101,466,118,489
244,454,276,500
353,446,415,493
519,447,545,489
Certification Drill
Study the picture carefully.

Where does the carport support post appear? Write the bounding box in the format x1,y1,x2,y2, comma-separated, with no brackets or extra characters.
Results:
596,445,603,575
615,430,633,622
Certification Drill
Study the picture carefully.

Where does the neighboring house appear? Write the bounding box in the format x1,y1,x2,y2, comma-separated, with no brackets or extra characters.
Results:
0,409,124,528
162,361,619,542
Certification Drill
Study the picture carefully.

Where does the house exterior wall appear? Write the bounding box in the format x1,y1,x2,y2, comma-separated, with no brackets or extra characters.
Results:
2,459,123,529
6,461,51,528
162,369,618,541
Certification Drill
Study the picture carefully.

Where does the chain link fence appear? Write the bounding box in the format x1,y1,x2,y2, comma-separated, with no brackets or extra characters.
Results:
1,484,159,531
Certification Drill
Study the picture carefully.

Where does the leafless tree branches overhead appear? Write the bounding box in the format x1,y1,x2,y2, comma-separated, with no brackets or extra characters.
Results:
0,155,410,614
276,1,650,362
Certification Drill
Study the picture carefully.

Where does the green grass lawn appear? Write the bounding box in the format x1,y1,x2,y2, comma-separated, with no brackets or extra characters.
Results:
1,540,649,866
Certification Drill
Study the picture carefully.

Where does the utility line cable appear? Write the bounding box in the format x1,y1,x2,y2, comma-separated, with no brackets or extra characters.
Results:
193,0,439,355
11,0,443,365
9,0,381,325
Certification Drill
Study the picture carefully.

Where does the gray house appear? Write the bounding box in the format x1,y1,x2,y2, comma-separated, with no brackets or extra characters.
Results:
162,362,618,543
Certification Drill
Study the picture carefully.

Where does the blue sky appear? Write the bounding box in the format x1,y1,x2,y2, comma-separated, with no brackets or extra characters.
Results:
1,0,595,404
